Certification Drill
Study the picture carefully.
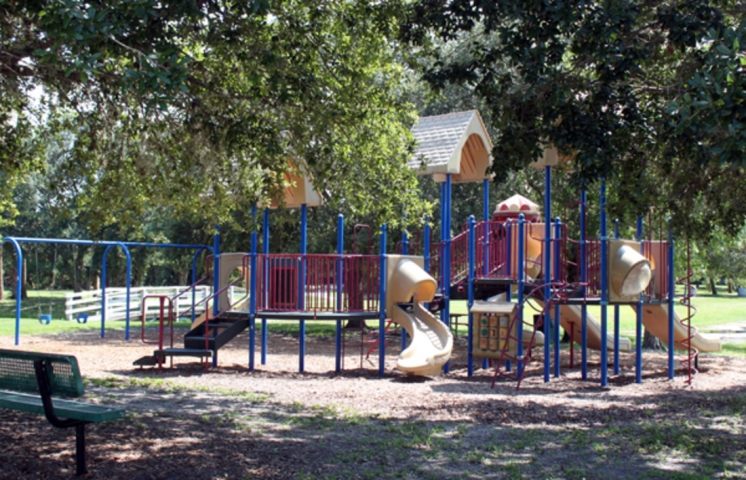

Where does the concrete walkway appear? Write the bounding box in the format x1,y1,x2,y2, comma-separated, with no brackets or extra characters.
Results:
699,320,746,343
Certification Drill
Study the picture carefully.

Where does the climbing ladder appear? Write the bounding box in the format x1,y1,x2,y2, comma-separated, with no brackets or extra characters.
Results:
678,243,698,384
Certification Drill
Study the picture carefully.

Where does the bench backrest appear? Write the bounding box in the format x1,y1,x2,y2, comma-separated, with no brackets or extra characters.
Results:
0,349,84,398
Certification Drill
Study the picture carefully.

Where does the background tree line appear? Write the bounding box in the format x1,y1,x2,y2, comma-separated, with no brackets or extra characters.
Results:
2,0,745,298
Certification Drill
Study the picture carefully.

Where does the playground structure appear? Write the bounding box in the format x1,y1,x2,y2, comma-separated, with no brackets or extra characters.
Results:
2,110,722,388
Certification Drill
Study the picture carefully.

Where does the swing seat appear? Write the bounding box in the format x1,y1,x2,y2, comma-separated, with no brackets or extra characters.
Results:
76,313,88,324
38,314,52,325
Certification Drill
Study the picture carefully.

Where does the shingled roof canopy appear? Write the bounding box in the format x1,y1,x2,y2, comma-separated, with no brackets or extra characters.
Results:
409,110,493,184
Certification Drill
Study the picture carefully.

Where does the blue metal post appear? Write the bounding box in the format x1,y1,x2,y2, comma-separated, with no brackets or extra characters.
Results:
443,174,452,374
212,226,220,367
5,237,209,250
300,204,308,373
483,178,490,277
600,179,609,387
335,214,344,373
613,219,621,375
378,224,387,376
3,238,23,345
580,189,588,379
667,218,675,379
424,220,431,274
261,208,270,365
636,216,644,383
517,214,526,374
505,219,512,372
553,218,562,378
213,227,221,317
467,215,476,376
481,194,490,369
190,248,205,324
401,225,408,351
249,205,258,371
101,243,131,340
543,165,552,382
439,182,445,292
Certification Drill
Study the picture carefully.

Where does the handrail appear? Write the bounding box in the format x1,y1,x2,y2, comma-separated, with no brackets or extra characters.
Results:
140,294,175,369
161,254,250,326
199,271,249,320
201,255,251,370
169,276,211,320
170,276,209,303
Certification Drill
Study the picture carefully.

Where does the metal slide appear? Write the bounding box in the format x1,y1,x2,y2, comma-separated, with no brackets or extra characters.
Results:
637,304,721,352
388,258,453,375
533,300,632,352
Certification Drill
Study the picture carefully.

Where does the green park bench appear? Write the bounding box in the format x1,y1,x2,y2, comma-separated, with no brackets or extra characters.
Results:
0,349,125,476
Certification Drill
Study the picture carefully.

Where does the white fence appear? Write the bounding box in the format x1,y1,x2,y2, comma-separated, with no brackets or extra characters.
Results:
65,286,214,323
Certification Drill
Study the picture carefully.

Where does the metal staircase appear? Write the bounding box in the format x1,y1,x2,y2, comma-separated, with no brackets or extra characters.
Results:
183,311,250,352
134,258,250,369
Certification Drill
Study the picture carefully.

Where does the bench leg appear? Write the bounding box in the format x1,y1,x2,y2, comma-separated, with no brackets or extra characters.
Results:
76,424,87,476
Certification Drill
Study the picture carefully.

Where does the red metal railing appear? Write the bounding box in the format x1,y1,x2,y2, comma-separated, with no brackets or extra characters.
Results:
556,224,569,284
140,294,175,369
474,221,511,280
450,229,471,285
586,239,602,297
256,254,380,313
442,220,567,284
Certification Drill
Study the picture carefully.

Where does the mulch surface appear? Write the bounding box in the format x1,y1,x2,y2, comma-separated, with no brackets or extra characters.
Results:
1,328,744,479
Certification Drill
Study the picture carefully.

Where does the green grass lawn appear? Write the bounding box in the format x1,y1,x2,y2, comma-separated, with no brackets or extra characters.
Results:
3,288,744,356
450,288,746,336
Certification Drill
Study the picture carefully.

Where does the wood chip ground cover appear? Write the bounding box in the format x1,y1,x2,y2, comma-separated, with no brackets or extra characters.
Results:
0,328,744,479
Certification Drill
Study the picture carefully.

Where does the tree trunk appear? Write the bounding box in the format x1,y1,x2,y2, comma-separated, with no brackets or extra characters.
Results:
179,270,189,286
709,277,718,296
642,328,665,350
50,245,57,288
21,258,28,300
0,248,5,300
73,247,79,292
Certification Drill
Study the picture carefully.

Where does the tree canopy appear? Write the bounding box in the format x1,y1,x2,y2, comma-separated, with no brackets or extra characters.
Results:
3,0,746,245
403,0,746,239
1,0,429,232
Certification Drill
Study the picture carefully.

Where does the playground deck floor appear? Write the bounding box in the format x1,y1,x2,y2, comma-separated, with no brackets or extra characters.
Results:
1,329,745,479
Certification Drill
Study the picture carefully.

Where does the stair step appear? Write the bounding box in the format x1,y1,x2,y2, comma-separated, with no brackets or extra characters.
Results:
154,348,213,358
133,355,160,366
184,336,215,342
219,312,250,319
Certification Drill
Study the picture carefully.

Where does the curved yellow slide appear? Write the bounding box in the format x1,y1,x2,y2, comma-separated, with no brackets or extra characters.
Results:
533,300,632,352
388,257,453,376
638,304,721,352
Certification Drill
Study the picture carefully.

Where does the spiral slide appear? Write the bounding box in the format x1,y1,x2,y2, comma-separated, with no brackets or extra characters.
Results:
638,304,721,352
387,257,454,375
